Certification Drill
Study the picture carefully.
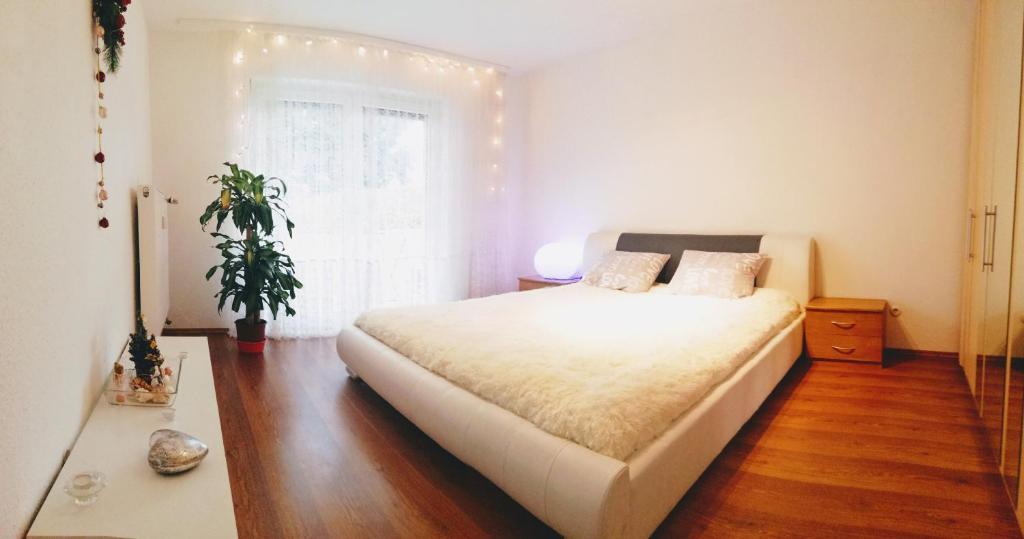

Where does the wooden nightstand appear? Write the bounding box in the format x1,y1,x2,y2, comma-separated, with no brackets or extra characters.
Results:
805,297,887,365
518,274,581,291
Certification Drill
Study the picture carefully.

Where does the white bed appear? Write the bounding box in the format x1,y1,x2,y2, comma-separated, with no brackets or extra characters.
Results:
337,231,815,538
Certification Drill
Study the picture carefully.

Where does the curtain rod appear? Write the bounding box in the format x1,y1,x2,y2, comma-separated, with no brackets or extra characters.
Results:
174,18,510,73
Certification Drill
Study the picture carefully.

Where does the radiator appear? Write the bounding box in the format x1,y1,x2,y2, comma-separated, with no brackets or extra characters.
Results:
137,185,172,333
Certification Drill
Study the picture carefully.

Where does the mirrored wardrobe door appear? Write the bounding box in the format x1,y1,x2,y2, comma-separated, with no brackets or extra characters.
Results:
970,0,1001,413
978,0,1024,459
1007,123,1024,506
1007,307,1024,503
983,186,1014,465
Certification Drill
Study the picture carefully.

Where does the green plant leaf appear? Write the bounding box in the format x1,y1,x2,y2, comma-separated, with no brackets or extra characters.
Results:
217,292,228,312
202,162,300,317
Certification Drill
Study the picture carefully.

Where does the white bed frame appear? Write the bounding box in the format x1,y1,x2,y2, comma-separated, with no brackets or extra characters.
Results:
337,232,814,538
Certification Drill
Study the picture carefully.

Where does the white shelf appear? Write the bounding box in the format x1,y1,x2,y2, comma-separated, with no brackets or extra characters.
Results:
28,337,237,539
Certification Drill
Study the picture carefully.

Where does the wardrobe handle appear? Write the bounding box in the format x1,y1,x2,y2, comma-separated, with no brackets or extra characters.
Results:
982,205,992,272
830,321,856,330
984,205,997,271
967,210,976,260
831,345,856,354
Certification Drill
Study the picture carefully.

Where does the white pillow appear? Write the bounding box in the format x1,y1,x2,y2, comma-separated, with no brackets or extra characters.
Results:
582,251,671,293
667,250,766,298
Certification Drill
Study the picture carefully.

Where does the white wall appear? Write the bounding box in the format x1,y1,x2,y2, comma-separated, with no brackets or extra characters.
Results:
516,0,977,352
0,2,152,535
149,30,233,329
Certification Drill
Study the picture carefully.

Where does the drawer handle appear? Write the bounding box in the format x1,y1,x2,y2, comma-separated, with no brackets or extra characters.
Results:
830,321,856,329
831,345,856,354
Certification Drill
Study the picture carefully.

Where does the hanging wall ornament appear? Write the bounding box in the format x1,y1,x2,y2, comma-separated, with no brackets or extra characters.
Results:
92,29,109,227
91,0,130,228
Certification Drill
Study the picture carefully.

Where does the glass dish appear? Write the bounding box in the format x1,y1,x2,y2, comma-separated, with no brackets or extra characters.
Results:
104,353,182,407
63,471,107,506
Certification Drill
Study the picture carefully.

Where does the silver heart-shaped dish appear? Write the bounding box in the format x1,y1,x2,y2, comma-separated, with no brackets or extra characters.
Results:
148,429,209,475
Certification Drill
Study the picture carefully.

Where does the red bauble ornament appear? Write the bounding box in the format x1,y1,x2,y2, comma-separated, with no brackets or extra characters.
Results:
94,152,105,163
116,14,126,28
96,71,106,83
123,0,131,5
99,217,110,228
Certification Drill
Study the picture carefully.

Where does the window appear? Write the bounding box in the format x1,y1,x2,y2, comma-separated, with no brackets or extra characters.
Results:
363,107,427,189
361,107,428,234
228,46,511,338
245,81,443,336
271,100,345,189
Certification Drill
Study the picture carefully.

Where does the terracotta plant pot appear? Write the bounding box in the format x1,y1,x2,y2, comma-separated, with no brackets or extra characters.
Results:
235,318,267,354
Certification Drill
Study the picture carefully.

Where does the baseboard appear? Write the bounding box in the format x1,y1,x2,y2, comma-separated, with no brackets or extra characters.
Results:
162,327,229,337
153,335,963,361
885,347,958,361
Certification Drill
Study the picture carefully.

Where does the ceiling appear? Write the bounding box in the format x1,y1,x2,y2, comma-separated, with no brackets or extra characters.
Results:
143,0,695,72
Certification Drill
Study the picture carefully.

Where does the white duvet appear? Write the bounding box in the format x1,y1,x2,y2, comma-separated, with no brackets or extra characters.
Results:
355,284,800,460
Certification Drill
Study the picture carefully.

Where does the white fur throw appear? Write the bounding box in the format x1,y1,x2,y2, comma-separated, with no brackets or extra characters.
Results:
355,285,800,460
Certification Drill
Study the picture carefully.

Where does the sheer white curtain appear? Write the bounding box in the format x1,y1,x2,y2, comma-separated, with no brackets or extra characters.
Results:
223,31,512,338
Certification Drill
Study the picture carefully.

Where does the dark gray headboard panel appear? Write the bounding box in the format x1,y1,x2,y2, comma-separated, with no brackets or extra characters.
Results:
616,233,763,283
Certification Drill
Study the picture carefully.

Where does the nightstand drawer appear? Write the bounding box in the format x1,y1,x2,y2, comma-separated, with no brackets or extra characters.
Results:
518,274,580,292
519,279,555,291
806,334,883,363
806,310,884,337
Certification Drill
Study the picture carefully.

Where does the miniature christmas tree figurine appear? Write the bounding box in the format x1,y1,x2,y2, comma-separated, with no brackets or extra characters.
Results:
128,314,164,384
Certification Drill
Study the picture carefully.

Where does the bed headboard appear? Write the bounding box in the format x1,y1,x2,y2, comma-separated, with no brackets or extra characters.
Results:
581,231,816,305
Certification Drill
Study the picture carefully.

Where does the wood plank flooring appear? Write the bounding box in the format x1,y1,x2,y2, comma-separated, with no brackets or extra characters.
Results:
207,336,1022,538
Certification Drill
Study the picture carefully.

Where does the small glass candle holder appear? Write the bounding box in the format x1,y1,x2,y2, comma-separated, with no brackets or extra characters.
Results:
63,471,107,506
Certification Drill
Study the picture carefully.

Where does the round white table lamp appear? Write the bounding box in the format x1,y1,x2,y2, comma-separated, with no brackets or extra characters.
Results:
534,242,583,280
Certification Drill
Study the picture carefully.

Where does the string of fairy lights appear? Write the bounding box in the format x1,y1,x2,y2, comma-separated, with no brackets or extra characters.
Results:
228,27,507,196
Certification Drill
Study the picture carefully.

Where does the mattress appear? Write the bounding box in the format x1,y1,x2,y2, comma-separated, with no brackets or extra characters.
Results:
354,284,800,460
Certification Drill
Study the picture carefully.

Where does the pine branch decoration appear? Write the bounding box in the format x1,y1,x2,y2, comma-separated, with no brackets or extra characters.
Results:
104,39,121,74
128,314,163,383
92,0,130,73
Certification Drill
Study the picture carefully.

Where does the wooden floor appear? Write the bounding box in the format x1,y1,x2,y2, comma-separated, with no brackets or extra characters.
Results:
208,336,1022,538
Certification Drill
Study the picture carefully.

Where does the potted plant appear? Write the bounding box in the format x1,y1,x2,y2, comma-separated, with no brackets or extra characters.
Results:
200,163,302,354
